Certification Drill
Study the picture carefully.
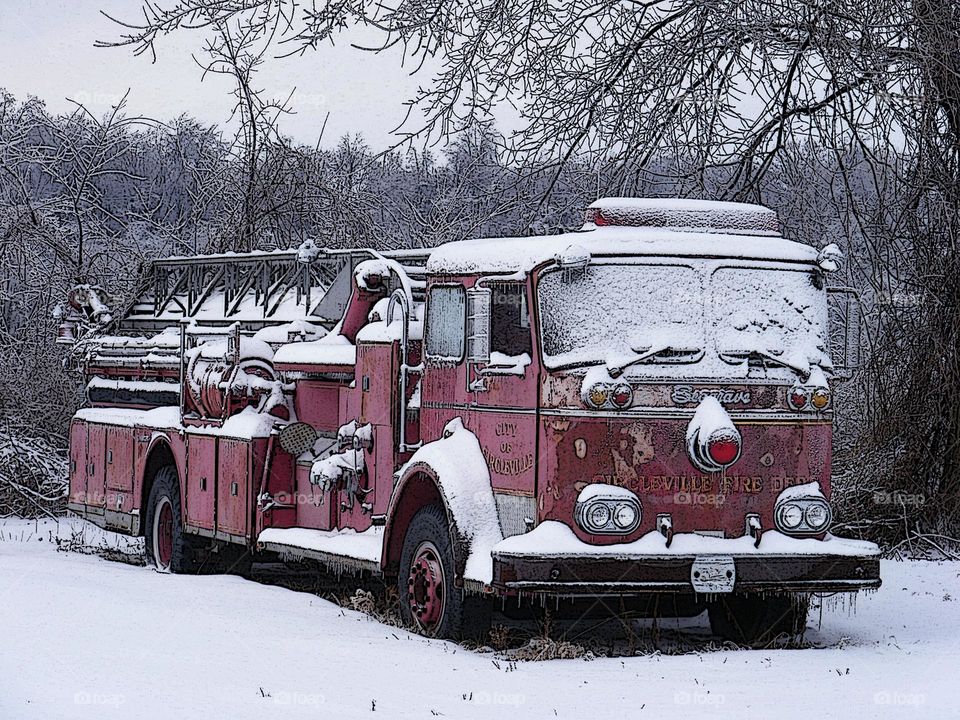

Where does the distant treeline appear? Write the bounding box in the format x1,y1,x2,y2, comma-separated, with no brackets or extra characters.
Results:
0,88,952,542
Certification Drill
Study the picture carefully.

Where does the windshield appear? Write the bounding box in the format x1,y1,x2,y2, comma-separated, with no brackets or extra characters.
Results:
537,262,829,378
712,267,829,372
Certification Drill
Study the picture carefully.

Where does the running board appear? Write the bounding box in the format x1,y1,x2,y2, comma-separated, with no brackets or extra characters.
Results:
256,526,384,574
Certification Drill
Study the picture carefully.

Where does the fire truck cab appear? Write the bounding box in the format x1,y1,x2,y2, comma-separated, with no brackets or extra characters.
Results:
66,198,880,645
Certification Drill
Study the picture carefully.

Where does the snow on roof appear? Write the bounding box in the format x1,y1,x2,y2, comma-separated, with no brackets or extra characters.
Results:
587,197,780,234
425,225,818,275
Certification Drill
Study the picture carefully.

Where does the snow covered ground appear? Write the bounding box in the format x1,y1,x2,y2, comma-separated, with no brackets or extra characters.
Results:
1,518,957,720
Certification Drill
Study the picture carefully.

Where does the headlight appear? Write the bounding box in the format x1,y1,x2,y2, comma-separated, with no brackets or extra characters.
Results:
778,503,804,529
774,494,832,535
575,484,642,535
588,503,611,528
804,503,830,529
613,502,638,529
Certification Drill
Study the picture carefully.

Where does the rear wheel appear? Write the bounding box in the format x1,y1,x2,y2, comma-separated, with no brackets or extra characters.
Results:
398,505,491,642
708,594,809,647
145,466,195,573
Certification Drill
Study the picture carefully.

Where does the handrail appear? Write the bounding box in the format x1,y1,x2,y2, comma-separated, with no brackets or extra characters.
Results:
387,288,422,453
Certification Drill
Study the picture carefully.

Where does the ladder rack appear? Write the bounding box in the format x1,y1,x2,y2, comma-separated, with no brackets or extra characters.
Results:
116,246,432,336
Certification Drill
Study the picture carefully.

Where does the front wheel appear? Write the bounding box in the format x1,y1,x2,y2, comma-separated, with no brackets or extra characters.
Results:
708,594,809,647
398,505,491,641
144,466,195,573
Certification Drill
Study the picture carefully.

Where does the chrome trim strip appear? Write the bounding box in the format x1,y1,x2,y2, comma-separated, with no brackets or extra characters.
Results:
420,401,537,415
420,400,828,422
539,407,830,422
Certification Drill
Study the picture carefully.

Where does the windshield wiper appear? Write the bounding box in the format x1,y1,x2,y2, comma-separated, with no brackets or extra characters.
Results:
718,348,808,376
607,345,704,378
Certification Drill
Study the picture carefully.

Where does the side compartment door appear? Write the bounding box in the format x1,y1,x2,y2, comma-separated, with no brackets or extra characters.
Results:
217,438,250,538
104,427,134,524
185,433,217,531
68,420,88,507
85,424,108,510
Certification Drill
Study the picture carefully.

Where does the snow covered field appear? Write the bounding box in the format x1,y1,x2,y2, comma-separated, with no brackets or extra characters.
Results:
1,518,957,720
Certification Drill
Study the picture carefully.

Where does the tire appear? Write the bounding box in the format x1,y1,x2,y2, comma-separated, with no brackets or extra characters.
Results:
398,505,492,642
144,466,196,573
708,594,809,647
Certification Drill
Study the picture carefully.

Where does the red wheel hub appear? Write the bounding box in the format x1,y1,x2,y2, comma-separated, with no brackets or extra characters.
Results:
407,542,445,631
154,497,174,569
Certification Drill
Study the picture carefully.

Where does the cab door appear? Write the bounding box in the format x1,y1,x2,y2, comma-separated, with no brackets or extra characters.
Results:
463,283,539,525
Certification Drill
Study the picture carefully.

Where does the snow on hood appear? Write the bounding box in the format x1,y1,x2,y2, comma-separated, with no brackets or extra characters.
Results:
398,418,504,584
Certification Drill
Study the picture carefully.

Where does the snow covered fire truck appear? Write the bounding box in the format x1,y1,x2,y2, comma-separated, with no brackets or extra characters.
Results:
65,198,880,644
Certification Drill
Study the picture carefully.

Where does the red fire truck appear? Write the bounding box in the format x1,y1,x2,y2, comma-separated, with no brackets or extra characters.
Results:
65,198,880,645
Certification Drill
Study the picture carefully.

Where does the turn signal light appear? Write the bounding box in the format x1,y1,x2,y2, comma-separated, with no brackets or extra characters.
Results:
788,388,808,410
584,381,634,409
587,383,609,407
811,388,830,410
611,383,633,408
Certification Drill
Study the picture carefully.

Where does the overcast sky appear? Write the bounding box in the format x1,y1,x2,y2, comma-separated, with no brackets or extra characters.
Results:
0,0,436,150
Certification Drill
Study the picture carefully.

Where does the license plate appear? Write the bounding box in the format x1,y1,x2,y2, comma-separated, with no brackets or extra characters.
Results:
690,555,736,593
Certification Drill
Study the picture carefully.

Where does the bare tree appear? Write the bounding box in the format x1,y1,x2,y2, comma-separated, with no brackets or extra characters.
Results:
99,0,960,538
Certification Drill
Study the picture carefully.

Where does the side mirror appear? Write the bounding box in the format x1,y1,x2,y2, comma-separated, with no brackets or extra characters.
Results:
465,286,492,364
827,287,861,379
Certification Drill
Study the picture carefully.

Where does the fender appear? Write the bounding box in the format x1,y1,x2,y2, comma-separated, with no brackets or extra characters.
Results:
382,418,503,587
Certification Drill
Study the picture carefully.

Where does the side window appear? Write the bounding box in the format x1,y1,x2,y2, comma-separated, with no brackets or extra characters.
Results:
425,285,466,360
491,284,532,357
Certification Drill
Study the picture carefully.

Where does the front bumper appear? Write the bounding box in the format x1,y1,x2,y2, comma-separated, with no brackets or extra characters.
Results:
490,524,881,596
493,553,880,595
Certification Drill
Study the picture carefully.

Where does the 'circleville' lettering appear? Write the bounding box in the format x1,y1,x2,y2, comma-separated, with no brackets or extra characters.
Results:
482,448,534,476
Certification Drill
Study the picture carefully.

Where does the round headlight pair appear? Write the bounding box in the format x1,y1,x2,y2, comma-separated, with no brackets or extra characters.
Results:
775,499,832,533
583,501,638,532
576,493,642,535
